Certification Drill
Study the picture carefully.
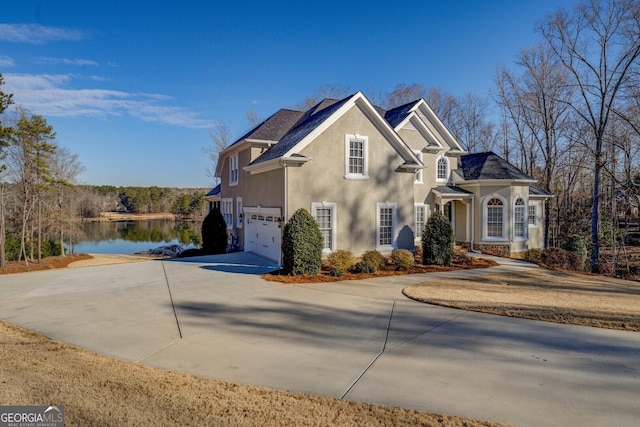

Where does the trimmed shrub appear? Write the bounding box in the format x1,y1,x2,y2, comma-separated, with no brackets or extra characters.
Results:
452,247,472,266
353,261,376,274
329,266,345,277
327,249,355,272
391,249,415,271
201,208,228,255
281,208,323,275
542,247,585,271
523,248,543,264
422,210,454,266
561,235,588,260
361,250,385,271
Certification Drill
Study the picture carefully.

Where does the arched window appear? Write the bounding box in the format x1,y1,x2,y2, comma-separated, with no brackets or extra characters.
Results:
436,157,448,181
486,197,504,238
514,197,525,238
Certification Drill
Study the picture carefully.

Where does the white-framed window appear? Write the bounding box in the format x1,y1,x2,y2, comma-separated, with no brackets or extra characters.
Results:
345,134,368,179
312,202,337,252
414,151,423,184
236,197,243,228
376,202,397,250
483,195,506,240
514,197,526,239
221,198,233,229
415,204,426,241
229,154,239,185
436,156,449,181
528,203,538,227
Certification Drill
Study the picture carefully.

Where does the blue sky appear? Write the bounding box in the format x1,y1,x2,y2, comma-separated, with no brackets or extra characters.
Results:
0,0,569,188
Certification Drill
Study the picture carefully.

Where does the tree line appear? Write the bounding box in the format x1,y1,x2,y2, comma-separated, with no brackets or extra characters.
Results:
0,76,208,265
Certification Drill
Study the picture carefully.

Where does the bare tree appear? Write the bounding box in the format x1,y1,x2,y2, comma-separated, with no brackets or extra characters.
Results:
539,0,640,270
451,93,497,153
0,73,14,267
49,147,85,256
382,83,427,109
296,84,351,111
495,44,574,247
205,122,231,185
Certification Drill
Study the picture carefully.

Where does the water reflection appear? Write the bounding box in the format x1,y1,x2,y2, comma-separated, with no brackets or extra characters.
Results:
68,219,202,254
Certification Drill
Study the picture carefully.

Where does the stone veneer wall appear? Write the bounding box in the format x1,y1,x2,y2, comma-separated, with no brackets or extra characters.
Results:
476,244,511,257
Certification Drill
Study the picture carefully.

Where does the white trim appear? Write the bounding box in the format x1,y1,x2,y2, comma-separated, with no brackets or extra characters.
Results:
311,202,337,253
229,154,239,186
221,198,233,230
376,202,397,251
513,195,527,240
528,201,539,227
414,203,426,242
414,151,424,184
344,134,369,179
236,197,243,229
436,155,449,182
482,194,507,241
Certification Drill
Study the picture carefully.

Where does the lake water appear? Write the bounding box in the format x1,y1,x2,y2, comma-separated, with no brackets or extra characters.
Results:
67,219,202,255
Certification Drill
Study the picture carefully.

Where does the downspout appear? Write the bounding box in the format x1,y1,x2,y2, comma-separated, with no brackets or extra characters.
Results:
469,198,480,253
281,161,288,266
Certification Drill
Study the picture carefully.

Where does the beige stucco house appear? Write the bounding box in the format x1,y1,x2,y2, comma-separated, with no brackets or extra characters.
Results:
214,91,551,264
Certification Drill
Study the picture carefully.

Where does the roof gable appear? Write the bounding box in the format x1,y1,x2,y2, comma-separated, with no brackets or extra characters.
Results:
460,152,534,181
250,96,352,165
249,92,421,168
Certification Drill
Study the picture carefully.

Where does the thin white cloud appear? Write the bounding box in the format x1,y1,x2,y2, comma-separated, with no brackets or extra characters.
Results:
35,57,98,66
0,55,14,67
3,73,214,129
0,23,86,44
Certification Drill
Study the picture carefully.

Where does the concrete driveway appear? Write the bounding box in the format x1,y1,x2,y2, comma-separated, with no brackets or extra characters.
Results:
1,252,638,427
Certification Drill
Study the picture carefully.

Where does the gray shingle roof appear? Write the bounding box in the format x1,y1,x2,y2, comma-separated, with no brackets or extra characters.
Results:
460,152,534,181
384,100,421,128
529,184,553,196
229,109,304,148
434,185,474,196
251,94,355,165
205,184,220,197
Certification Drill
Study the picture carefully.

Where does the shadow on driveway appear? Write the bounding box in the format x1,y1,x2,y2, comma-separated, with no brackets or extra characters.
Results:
163,252,280,275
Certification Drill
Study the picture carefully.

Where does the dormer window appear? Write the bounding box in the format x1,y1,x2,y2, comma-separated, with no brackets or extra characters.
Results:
436,156,448,181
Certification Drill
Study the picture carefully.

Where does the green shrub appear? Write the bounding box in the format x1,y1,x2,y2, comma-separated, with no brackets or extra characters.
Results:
201,208,228,255
391,249,415,271
561,235,588,260
40,239,61,258
422,210,454,266
281,208,323,275
327,249,355,272
361,250,385,271
542,247,585,271
329,266,345,277
353,261,376,274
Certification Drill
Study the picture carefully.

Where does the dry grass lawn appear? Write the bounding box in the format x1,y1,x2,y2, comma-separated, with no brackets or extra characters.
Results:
404,268,640,331
0,321,504,427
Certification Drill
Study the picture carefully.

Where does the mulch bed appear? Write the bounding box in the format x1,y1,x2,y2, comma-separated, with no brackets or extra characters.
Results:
0,254,93,275
263,256,497,284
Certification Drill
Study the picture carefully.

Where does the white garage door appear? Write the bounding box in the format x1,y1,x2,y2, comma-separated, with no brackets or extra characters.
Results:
244,207,282,264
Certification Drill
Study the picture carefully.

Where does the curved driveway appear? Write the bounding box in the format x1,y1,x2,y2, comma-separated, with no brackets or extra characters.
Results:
1,253,638,426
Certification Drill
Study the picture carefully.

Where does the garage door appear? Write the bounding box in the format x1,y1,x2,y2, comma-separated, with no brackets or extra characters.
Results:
244,208,282,264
